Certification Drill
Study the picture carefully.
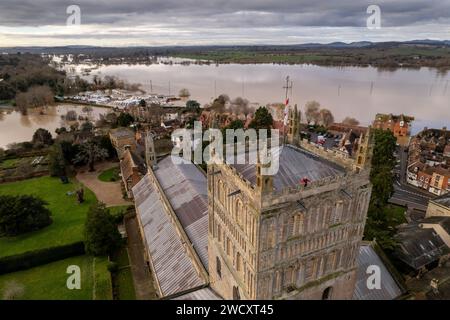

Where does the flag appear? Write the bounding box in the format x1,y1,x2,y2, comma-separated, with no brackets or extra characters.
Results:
283,104,289,126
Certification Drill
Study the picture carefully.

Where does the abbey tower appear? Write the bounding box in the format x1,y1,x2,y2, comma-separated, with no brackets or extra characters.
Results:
207,124,374,299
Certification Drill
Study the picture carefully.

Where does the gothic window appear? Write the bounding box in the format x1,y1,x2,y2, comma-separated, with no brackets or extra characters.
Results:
218,224,222,242
266,219,276,249
324,252,336,274
322,287,333,300
331,201,344,225
236,252,242,272
284,266,296,290
216,257,222,278
304,258,316,282
226,238,231,256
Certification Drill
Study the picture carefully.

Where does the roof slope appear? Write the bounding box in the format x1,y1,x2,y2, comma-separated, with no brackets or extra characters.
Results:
154,156,209,269
231,145,345,191
133,173,206,298
353,245,403,300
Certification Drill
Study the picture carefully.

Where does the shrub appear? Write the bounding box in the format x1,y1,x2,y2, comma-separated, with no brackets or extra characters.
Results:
0,242,85,275
0,195,52,236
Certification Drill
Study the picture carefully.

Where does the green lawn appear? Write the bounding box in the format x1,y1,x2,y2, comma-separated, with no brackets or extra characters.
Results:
0,176,97,258
0,255,112,300
98,166,120,182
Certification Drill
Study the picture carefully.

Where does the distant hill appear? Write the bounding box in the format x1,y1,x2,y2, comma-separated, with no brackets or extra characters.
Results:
1,40,449,55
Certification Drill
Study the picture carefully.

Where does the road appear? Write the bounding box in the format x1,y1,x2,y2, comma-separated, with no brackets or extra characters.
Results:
390,146,434,211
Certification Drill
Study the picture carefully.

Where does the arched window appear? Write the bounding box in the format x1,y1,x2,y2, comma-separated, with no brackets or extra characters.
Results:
236,252,242,272
322,287,333,300
216,257,222,278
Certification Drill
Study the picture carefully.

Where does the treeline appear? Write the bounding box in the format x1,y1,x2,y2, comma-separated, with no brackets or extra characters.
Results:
0,54,143,113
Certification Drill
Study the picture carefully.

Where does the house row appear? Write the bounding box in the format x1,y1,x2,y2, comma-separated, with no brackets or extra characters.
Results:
407,127,450,196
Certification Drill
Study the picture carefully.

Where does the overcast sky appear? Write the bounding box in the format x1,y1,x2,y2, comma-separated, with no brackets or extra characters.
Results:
1,0,449,46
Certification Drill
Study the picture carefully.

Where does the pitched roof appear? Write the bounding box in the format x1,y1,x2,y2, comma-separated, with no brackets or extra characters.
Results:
231,144,345,191
353,244,403,300
394,224,447,270
153,156,209,268
133,174,206,297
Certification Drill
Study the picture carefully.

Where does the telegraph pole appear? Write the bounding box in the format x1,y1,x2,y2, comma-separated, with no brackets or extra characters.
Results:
283,76,293,103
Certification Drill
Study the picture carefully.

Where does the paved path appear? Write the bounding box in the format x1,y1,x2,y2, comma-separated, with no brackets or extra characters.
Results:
125,215,158,300
76,161,131,207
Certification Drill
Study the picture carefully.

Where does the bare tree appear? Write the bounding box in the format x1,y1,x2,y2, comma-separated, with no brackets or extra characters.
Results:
305,101,320,124
318,109,335,127
179,88,191,98
342,117,360,126
74,140,109,172
15,85,54,114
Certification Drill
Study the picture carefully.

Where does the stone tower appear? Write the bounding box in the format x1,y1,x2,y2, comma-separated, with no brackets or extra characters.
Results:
145,131,157,170
287,104,300,145
208,142,372,300
354,127,374,173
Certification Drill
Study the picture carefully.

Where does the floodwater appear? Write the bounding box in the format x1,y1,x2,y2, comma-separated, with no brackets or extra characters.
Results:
1,61,449,148
92,62,450,133
0,104,108,149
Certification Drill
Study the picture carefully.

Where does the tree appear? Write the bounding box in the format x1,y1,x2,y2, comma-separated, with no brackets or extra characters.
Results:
82,105,93,114
117,112,134,127
139,99,147,107
80,121,94,133
84,203,122,256
74,139,109,171
32,128,53,146
318,108,335,127
342,117,360,126
97,135,116,159
186,100,200,112
364,129,398,250
0,195,52,236
226,119,245,130
65,110,78,121
15,85,54,114
179,88,191,98
305,101,320,124
248,106,273,131
48,143,67,177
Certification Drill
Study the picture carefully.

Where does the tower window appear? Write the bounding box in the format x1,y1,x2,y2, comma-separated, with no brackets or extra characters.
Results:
216,257,222,278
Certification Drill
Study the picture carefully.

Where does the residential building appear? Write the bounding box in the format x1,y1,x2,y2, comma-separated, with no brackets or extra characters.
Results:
109,128,136,158
372,113,414,146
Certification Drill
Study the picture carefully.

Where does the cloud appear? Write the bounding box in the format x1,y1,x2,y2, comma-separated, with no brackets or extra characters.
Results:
0,0,449,46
